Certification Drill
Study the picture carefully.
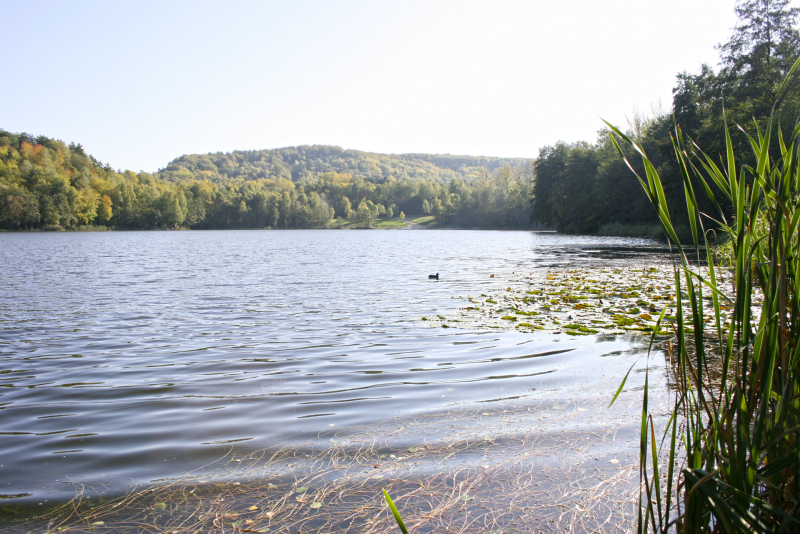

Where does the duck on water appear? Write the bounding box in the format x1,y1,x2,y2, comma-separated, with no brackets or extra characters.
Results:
428,273,439,280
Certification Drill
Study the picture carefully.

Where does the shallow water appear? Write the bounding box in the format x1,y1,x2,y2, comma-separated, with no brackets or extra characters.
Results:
0,229,670,506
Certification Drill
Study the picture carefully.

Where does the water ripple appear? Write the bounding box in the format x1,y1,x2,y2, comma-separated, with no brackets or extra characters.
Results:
0,229,666,503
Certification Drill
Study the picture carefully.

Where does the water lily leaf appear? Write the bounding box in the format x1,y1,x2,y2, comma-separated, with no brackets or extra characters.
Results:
154,502,167,511
249,505,259,511
462,494,474,501
407,447,418,452
484,436,495,441
310,502,322,508
295,486,308,493
92,521,105,525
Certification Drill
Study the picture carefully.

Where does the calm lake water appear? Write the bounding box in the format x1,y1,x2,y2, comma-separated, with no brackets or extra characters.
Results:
0,230,670,506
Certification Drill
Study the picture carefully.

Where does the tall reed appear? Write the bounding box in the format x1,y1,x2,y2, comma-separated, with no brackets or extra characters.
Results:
606,56,800,533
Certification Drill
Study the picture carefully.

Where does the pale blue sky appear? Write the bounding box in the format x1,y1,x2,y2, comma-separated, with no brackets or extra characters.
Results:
2,0,740,172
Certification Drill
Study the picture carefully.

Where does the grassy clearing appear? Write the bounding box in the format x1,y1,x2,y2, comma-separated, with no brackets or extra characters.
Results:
374,219,410,229
603,59,800,532
408,215,437,227
325,217,409,229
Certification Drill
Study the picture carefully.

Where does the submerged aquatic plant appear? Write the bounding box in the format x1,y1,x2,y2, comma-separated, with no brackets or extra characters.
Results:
606,55,800,533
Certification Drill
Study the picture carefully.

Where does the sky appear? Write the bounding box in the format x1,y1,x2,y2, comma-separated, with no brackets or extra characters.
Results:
1,0,743,172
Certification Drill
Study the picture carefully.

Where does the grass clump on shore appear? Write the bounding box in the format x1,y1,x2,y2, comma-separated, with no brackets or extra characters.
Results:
605,58,800,532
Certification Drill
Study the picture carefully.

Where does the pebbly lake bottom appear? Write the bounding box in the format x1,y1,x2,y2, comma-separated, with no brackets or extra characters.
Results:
3,332,672,534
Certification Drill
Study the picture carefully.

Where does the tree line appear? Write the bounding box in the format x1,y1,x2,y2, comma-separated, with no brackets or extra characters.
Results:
0,132,534,231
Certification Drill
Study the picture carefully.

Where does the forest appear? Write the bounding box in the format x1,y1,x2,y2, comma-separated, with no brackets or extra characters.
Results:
532,0,800,235
0,134,533,231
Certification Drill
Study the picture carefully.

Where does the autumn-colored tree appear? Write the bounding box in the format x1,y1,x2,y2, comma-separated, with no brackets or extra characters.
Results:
97,194,113,224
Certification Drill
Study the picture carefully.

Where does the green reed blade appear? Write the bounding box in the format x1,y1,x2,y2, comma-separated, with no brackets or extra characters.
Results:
383,489,410,534
609,360,638,408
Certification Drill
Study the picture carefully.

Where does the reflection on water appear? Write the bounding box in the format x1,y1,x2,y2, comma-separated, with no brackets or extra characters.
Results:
0,230,670,505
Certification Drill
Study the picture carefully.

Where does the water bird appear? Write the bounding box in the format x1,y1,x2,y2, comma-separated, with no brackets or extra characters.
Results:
428,273,439,280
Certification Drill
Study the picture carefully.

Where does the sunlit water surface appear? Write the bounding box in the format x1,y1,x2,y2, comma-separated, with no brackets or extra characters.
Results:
0,230,671,505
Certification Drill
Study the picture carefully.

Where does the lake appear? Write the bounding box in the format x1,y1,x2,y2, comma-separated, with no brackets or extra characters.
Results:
0,229,672,530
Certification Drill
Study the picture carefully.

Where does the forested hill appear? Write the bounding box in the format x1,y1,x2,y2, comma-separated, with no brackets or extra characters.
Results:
0,131,534,231
160,145,530,184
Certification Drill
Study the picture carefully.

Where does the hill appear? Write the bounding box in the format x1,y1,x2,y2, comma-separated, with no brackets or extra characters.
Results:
159,145,530,185
0,132,534,231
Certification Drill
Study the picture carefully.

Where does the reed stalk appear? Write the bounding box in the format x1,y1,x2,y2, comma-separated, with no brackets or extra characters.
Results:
605,55,800,533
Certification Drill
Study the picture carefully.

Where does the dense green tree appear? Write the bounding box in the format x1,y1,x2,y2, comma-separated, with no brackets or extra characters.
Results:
673,0,800,157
